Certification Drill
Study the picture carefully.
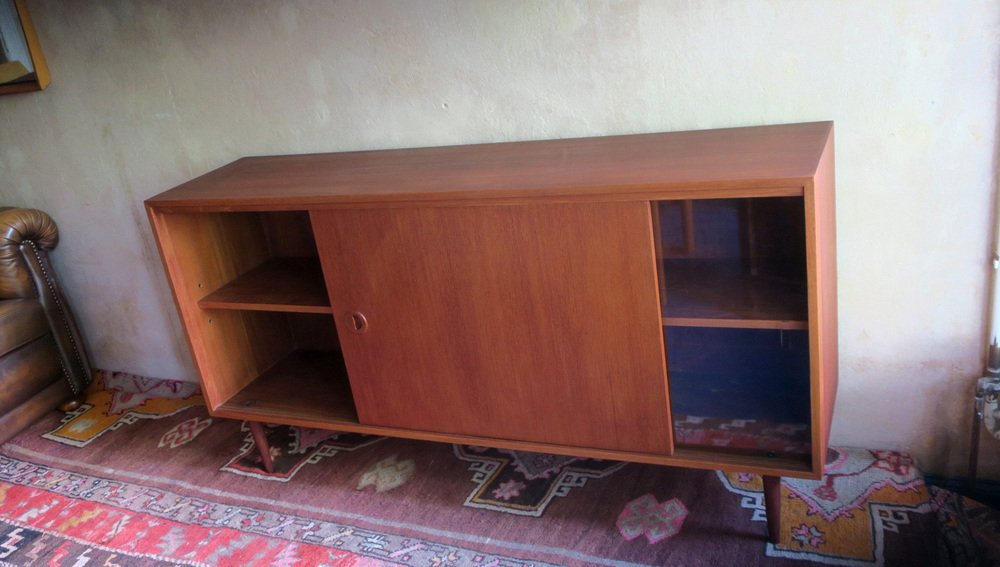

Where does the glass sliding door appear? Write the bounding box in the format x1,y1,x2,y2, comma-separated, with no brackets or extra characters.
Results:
654,197,812,459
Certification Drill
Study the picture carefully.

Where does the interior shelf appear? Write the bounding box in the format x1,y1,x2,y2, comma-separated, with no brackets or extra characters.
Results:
661,260,807,329
216,349,358,425
671,446,812,474
198,257,331,314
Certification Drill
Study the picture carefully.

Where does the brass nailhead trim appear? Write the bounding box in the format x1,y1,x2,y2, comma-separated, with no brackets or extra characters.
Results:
23,240,86,395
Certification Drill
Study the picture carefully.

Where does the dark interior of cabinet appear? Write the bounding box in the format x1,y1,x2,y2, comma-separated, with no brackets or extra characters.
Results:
656,197,812,459
657,197,805,273
666,327,811,456
656,197,807,327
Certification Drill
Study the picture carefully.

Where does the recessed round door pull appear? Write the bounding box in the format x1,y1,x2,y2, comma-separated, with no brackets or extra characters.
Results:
347,311,369,334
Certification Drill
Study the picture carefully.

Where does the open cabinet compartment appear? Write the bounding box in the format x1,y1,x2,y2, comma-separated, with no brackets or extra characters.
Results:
655,196,812,463
148,209,359,426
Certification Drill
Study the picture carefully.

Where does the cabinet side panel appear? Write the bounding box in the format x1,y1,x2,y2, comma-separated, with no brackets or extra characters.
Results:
261,211,320,257
805,129,838,474
146,210,293,408
312,202,672,454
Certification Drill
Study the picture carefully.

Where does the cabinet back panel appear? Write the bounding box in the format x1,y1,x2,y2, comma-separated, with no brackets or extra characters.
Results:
312,202,672,454
288,312,341,352
260,211,320,258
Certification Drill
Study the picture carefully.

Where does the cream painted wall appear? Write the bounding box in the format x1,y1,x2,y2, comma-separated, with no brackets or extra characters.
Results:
1,0,998,477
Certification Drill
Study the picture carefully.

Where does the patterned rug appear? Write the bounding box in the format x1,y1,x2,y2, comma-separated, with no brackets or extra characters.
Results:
0,372,998,566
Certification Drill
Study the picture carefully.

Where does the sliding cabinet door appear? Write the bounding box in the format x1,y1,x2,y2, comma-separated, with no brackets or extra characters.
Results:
312,201,672,454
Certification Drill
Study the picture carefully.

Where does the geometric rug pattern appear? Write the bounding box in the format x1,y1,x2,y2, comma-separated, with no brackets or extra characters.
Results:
453,445,628,516
0,457,533,566
41,370,202,448
719,447,933,566
674,414,812,455
0,371,994,566
616,494,689,544
221,423,384,482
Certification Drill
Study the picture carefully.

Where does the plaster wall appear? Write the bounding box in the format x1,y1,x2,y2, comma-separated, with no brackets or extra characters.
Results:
1,0,998,477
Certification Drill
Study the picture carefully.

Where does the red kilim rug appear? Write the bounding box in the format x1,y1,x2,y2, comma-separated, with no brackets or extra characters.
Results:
0,371,998,566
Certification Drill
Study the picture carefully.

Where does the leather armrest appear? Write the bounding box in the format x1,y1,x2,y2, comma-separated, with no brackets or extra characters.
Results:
0,207,58,299
0,207,91,395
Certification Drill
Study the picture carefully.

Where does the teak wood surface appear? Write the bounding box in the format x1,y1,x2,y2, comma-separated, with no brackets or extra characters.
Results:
806,128,838,475
311,202,673,454
145,121,836,483
660,261,808,329
146,211,297,407
198,257,331,313
147,122,832,210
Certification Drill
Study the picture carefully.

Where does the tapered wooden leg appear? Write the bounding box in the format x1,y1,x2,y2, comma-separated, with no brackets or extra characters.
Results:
763,475,782,544
247,421,274,473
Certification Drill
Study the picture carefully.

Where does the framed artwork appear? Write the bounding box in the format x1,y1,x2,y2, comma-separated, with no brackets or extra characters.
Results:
0,0,49,95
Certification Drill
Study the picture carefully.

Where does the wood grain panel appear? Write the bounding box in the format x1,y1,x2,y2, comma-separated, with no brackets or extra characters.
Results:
807,127,838,474
146,210,293,408
261,211,319,257
312,202,672,454
660,260,807,327
197,258,331,313
218,350,357,423
148,123,832,209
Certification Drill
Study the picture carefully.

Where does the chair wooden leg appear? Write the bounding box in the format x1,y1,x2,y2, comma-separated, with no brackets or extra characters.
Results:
57,392,87,412
247,421,275,473
763,475,782,544
968,390,985,493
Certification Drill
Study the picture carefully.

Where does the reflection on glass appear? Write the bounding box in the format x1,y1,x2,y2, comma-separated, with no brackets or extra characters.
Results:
656,197,812,457
667,327,811,455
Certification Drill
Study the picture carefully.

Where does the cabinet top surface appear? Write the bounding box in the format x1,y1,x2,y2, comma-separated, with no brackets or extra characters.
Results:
147,121,832,209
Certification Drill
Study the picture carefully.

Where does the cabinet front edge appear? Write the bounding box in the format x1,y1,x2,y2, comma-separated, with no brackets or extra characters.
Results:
144,183,808,213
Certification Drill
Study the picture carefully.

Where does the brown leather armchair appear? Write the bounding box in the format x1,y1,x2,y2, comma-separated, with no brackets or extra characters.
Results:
0,207,91,445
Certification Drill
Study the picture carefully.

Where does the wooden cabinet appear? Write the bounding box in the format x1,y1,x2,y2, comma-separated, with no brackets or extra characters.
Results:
147,121,836,542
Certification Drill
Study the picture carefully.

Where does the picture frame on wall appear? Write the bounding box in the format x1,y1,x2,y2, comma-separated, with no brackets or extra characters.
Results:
0,0,49,95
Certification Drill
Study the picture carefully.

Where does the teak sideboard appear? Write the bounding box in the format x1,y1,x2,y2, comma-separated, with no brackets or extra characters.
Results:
146,121,837,543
